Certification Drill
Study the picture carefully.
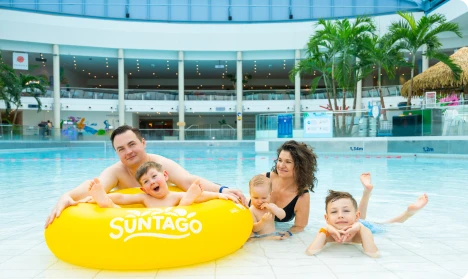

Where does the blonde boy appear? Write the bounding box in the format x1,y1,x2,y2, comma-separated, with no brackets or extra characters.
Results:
88,162,237,208
249,174,289,240
306,190,380,258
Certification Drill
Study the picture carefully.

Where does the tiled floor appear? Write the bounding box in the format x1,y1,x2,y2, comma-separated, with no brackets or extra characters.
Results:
0,225,466,279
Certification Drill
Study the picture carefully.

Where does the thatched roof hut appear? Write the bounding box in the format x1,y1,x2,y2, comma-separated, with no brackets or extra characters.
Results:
401,47,468,97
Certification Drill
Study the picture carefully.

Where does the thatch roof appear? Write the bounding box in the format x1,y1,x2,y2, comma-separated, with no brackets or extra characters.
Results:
401,47,468,97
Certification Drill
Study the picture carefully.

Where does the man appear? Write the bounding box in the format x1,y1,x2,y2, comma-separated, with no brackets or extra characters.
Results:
45,125,246,228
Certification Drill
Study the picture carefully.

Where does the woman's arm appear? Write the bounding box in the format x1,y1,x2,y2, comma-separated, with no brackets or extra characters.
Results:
290,192,310,233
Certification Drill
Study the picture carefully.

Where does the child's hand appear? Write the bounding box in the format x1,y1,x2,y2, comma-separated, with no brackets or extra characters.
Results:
218,193,239,203
342,223,361,242
260,212,273,223
327,225,346,243
260,202,274,210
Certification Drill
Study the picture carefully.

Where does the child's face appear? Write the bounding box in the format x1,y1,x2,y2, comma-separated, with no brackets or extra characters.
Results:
139,168,169,198
250,184,271,209
325,198,360,230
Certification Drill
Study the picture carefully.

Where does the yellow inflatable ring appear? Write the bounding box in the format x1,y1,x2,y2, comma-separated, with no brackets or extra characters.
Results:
45,188,252,270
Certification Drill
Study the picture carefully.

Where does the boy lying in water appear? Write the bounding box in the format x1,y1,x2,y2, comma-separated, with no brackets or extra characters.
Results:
306,173,429,258
88,161,238,208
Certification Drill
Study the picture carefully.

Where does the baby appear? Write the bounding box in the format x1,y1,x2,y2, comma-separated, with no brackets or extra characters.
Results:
249,174,288,240
88,161,237,208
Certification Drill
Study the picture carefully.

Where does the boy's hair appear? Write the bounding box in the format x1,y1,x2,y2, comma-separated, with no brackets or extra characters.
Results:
249,174,272,192
110,125,143,148
325,190,358,212
135,162,163,184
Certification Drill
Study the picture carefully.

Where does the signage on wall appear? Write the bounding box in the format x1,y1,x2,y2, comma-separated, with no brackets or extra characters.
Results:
13,52,28,70
303,112,333,138
425,91,436,108
277,114,293,138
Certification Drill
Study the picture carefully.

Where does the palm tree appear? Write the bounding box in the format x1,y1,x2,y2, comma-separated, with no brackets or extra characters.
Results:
361,34,409,119
292,16,375,136
389,11,462,106
0,63,46,124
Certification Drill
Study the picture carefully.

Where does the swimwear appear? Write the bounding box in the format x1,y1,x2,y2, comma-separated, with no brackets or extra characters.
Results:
359,219,384,234
248,172,309,222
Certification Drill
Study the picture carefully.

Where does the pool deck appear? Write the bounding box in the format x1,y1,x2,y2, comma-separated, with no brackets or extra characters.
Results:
0,225,467,279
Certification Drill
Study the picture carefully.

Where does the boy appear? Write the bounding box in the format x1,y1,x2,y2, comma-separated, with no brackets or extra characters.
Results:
306,190,380,258
249,174,289,240
88,161,237,208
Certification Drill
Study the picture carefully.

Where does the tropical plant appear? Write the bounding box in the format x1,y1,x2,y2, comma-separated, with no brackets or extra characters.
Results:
389,11,462,106
291,16,376,136
0,62,46,124
361,34,410,119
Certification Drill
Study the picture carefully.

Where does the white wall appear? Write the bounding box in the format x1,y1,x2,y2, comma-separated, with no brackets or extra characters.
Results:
0,10,420,53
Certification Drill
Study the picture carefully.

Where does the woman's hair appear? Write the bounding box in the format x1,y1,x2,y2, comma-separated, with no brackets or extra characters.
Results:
271,140,318,194
135,161,163,183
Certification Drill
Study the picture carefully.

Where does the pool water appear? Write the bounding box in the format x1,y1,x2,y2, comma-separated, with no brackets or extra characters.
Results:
0,146,467,279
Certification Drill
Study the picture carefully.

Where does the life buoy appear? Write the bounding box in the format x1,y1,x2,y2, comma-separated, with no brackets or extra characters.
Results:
45,188,252,270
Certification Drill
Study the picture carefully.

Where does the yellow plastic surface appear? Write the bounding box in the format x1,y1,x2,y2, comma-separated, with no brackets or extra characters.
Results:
45,188,252,270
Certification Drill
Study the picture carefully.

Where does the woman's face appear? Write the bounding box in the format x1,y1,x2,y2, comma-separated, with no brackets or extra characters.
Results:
276,150,295,178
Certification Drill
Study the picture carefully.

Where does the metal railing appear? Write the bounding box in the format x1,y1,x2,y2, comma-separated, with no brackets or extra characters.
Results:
35,86,402,101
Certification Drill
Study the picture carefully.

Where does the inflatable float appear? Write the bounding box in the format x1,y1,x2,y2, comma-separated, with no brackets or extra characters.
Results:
45,188,252,270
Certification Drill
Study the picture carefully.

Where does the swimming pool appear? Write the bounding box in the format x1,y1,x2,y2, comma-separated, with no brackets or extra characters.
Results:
0,145,467,278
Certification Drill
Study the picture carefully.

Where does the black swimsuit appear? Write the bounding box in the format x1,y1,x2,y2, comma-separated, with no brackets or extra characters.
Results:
249,172,309,222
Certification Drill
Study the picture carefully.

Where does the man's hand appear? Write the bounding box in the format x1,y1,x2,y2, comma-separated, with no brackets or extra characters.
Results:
218,193,239,203
222,188,247,206
44,195,79,228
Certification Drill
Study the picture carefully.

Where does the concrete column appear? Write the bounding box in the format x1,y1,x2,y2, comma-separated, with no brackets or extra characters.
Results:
52,44,60,137
236,51,243,140
178,51,185,141
422,45,429,72
356,57,363,116
294,49,301,130
118,49,125,126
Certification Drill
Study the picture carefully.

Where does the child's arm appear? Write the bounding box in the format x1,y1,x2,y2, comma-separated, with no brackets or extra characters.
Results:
261,203,286,220
343,223,380,258
107,193,146,205
306,227,329,255
252,212,272,232
194,192,239,203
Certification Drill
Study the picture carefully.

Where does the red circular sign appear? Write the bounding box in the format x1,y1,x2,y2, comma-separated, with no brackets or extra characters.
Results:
17,56,24,63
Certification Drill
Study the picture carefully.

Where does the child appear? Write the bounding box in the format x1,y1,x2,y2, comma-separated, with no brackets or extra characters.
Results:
306,190,380,258
306,172,429,257
249,174,289,240
88,161,237,208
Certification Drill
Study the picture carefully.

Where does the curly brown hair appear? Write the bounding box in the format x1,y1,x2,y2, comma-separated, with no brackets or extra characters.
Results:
271,140,318,195
325,190,358,212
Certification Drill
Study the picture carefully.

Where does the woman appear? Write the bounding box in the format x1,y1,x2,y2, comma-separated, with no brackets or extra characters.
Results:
267,140,318,234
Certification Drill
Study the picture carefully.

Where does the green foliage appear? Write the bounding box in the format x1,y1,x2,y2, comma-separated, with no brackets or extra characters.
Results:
389,11,462,103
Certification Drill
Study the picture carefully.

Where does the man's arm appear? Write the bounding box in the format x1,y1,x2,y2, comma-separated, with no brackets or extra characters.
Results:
45,166,119,228
156,155,246,204
194,192,239,203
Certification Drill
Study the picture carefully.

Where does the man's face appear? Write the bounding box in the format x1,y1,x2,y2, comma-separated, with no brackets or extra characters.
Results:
325,198,360,230
113,130,146,168
139,168,169,199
